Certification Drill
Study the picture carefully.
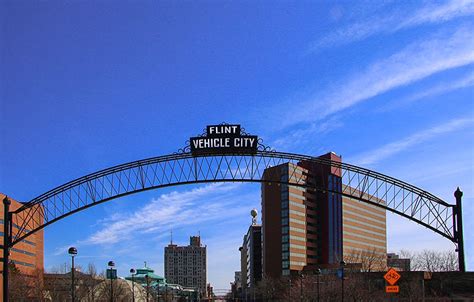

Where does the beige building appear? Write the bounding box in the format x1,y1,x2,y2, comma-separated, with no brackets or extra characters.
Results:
164,236,207,295
342,192,387,271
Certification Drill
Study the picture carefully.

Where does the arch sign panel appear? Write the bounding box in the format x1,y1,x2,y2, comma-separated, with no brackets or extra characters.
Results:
190,124,258,155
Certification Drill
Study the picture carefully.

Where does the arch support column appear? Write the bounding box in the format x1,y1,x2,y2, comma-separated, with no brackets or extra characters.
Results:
454,188,465,272
2,196,11,302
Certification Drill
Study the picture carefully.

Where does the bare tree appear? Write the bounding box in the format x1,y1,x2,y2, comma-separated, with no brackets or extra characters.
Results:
410,249,458,272
344,247,386,272
8,264,46,301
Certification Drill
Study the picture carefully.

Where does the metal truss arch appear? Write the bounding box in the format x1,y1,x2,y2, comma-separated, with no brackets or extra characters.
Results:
10,151,456,248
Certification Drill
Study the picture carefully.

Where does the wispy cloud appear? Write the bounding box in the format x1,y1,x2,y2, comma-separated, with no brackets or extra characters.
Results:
311,0,474,51
272,116,343,152
82,183,251,245
285,26,474,126
379,71,474,112
348,117,474,166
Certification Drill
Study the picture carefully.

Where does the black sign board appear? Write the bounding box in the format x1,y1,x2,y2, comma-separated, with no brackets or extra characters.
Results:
106,268,117,280
190,124,258,155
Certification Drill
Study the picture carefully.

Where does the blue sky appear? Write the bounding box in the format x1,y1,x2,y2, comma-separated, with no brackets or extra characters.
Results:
1,0,473,290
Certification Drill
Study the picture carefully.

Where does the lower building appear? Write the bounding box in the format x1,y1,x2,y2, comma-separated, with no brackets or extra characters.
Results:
0,193,44,298
125,262,166,287
239,210,262,292
387,253,411,271
164,235,207,296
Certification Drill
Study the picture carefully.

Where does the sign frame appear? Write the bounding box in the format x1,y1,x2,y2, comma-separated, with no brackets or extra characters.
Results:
190,124,259,156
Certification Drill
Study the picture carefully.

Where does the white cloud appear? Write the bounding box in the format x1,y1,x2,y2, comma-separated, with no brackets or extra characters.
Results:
82,183,248,245
378,71,474,112
286,26,474,126
272,116,343,152
311,0,474,51
348,117,474,166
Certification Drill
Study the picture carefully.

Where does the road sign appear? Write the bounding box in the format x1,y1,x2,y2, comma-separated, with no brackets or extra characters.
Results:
384,268,401,285
386,285,399,293
106,268,117,279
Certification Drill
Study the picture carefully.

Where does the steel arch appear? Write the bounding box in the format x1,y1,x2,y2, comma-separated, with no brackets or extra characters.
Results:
9,150,458,248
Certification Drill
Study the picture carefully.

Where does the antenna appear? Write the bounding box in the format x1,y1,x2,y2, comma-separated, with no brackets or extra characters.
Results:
171,229,173,245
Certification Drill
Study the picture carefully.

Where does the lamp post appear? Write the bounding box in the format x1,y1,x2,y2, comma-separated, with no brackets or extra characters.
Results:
130,268,136,302
108,261,115,302
315,269,321,302
68,247,78,302
299,272,304,302
288,278,292,302
340,261,346,302
145,274,150,302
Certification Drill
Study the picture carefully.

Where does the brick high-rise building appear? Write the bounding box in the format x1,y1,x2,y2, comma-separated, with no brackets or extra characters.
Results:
261,152,386,277
164,235,207,295
0,193,44,298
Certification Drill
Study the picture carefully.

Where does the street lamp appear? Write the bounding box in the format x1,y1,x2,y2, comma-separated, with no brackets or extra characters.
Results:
340,261,346,302
145,274,150,302
299,272,305,302
130,268,136,302
288,278,292,302
108,261,115,302
68,247,78,302
315,268,321,302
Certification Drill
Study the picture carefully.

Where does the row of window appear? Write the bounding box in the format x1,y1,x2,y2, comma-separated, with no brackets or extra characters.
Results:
11,247,35,257
282,234,306,243
283,251,305,259
0,219,31,233
11,260,34,268
0,231,36,246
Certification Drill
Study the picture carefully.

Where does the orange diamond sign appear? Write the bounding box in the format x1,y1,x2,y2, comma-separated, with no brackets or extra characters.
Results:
384,268,401,285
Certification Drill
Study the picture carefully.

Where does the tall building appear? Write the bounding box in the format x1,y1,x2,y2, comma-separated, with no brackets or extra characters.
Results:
0,193,44,297
261,152,386,278
239,209,262,291
164,235,207,295
343,193,387,271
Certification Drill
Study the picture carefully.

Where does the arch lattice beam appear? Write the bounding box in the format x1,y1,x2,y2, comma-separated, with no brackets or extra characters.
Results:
10,151,455,247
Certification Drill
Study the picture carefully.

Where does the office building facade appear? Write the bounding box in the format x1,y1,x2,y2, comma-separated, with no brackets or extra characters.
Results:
164,236,207,295
261,152,386,277
0,193,44,298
